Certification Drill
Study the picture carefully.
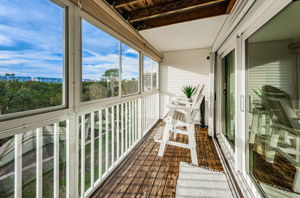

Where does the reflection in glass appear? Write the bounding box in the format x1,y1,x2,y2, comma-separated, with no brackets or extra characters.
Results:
0,136,14,197
247,2,300,197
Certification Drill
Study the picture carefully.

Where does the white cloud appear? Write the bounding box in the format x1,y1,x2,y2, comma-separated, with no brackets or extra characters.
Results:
0,34,14,46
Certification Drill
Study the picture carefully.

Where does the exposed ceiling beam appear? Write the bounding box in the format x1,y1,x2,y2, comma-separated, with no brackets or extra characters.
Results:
112,0,143,8
128,0,227,23
226,0,236,14
133,1,228,30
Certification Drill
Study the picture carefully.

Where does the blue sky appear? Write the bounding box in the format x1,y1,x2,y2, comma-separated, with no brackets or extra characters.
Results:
82,20,139,80
0,0,141,80
0,0,64,78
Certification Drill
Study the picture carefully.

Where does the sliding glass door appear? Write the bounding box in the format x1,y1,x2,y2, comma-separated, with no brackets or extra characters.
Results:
246,1,300,197
222,50,235,147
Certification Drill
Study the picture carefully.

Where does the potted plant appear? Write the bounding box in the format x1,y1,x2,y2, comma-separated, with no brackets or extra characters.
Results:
182,86,196,102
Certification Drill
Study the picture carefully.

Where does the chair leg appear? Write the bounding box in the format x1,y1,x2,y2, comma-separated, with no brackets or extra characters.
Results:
188,125,198,166
293,167,300,193
158,120,172,157
265,129,280,163
249,113,258,144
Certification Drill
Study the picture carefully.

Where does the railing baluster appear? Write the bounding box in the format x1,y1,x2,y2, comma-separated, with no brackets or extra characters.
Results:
105,108,109,172
132,101,135,143
99,110,102,179
112,106,115,165
121,103,124,156
117,104,120,161
36,128,43,198
129,101,132,147
91,112,95,187
14,133,22,198
135,100,138,141
54,123,59,198
138,98,142,139
125,102,128,151
132,101,135,142
80,115,85,198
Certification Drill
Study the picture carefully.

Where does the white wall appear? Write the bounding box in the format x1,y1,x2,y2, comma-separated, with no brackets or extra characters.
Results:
159,48,211,125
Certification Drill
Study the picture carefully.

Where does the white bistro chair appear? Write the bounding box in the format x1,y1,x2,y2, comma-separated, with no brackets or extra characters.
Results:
158,85,205,165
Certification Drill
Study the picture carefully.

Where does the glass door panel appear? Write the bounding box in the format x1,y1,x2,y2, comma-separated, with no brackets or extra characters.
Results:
222,50,235,147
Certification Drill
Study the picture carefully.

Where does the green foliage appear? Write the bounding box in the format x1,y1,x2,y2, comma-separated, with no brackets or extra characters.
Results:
102,69,119,79
182,85,196,98
0,80,62,115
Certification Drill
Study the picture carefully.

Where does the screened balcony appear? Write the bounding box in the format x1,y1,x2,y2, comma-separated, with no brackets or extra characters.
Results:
2,0,300,198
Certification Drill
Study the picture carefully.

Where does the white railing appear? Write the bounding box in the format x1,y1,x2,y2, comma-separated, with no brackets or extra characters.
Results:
0,91,159,198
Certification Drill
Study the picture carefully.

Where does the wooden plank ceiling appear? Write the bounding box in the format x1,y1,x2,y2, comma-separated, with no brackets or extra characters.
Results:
105,0,236,30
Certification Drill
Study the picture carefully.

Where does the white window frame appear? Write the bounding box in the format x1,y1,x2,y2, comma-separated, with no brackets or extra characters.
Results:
215,1,293,198
0,0,70,122
239,1,295,197
216,40,237,166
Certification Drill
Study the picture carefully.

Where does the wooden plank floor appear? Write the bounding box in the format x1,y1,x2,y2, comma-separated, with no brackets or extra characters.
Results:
91,121,224,198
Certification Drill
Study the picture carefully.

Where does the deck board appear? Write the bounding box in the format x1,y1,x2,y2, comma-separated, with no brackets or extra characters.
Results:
91,121,223,198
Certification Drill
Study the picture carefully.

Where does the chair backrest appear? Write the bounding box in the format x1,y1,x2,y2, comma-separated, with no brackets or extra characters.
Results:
189,85,205,120
191,84,201,100
261,85,299,129
191,84,205,108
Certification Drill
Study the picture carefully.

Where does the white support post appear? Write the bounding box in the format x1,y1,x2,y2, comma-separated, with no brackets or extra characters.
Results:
66,116,79,198
125,102,128,150
54,123,60,198
111,106,115,165
66,117,78,198
105,108,109,172
80,115,85,198
14,133,22,198
121,104,124,155
117,105,120,160
99,110,103,179
91,112,95,187
36,128,43,198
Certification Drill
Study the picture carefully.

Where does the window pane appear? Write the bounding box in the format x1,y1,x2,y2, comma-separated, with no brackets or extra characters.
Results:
121,44,139,95
143,56,152,91
247,2,300,197
143,56,158,91
222,50,235,147
0,0,65,115
0,136,14,198
81,20,120,101
152,61,158,90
